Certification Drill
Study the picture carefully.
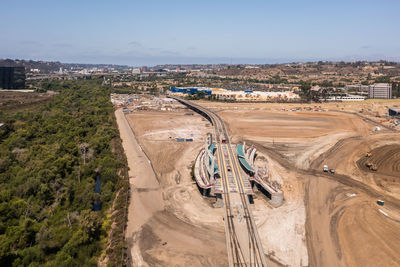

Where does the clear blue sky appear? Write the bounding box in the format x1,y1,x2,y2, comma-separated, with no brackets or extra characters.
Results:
1,0,399,66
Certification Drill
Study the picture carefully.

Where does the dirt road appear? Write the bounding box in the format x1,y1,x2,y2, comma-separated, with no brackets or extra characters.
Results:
115,109,164,265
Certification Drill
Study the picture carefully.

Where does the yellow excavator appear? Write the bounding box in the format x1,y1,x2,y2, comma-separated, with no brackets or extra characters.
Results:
366,152,372,157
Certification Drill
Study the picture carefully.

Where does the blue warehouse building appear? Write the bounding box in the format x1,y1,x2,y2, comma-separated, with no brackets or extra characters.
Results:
170,86,212,95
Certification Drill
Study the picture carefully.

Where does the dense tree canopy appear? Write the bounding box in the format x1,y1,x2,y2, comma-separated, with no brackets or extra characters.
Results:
0,79,128,266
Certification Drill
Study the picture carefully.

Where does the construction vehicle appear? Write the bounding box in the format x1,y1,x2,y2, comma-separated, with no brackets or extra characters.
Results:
330,169,335,174
323,165,328,172
366,162,378,171
366,152,372,157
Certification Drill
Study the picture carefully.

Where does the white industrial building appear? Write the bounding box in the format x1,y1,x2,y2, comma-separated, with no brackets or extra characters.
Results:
325,94,366,101
368,83,392,99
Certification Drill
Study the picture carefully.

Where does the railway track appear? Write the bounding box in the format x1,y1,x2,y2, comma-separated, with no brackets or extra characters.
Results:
172,97,268,266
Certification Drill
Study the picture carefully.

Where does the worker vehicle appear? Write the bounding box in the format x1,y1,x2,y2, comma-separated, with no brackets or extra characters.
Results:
323,165,328,172
366,162,378,171
329,169,335,174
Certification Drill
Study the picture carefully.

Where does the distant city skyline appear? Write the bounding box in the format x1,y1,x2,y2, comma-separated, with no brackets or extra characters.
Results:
1,0,399,66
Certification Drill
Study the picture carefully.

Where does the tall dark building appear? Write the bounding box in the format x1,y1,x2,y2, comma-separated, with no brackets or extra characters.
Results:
0,67,26,89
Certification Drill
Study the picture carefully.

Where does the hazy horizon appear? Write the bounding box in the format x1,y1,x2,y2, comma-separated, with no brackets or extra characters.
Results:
3,56,400,68
2,0,399,66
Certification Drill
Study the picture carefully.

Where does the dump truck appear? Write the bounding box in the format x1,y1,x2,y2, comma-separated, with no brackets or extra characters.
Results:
323,165,328,172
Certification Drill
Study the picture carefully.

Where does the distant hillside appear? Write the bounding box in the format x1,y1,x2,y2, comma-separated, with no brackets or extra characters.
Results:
0,59,130,74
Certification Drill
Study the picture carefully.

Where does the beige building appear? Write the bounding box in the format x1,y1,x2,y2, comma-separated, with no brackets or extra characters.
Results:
368,83,392,99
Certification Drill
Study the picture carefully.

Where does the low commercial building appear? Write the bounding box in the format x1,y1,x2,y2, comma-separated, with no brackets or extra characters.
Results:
169,86,300,101
325,94,366,101
368,83,392,99
212,89,300,101
169,86,212,95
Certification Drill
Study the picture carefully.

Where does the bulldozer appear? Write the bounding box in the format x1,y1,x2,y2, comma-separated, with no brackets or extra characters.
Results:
366,162,378,171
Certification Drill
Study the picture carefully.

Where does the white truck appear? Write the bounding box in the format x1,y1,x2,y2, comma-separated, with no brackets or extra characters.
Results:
323,165,329,172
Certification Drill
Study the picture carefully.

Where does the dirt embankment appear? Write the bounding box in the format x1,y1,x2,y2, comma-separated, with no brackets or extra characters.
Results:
311,133,400,200
357,144,400,180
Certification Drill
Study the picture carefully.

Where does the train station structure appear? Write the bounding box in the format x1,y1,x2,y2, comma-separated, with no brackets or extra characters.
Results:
194,135,284,206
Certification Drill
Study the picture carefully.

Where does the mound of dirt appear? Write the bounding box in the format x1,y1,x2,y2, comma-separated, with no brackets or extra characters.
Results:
357,144,400,181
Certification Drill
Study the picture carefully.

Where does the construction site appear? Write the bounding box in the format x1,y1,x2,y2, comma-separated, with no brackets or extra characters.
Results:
114,94,400,267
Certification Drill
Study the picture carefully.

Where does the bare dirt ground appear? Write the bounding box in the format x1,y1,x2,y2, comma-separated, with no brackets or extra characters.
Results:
358,144,400,178
251,149,308,266
311,134,400,198
121,107,228,266
0,90,53,113
118,98,400,267
194,100,400,267
357,144,400,191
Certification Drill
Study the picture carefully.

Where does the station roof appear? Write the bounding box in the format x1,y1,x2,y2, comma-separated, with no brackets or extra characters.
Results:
237,144,245,158
239,157,254,173
209,143,216,153
237,144,254,172
208,153,219,173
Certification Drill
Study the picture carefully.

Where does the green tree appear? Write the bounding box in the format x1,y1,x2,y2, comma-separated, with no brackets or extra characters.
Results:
300,82,312,101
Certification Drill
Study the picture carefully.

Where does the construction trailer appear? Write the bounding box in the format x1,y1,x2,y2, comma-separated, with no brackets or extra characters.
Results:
388,108,400,118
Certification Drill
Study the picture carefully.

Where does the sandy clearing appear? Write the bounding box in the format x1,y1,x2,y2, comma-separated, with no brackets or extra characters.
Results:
254,197,308,266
